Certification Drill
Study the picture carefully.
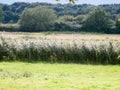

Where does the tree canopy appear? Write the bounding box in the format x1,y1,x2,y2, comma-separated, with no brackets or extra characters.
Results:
19,6,57,31
2,2,120,23
83,8,111,32
116,15,120,29
0,2,120,33
0,5,4,23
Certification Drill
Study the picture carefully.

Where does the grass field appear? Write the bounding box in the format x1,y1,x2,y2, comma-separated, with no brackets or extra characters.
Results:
0,31,120,40
0,62,120,90
0,31,120,64
0,32,120,89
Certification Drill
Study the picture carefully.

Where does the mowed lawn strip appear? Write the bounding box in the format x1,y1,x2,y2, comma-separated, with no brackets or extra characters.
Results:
0,62,120,90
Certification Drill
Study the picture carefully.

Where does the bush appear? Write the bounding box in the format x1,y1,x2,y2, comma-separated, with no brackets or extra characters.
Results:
0,24,19,32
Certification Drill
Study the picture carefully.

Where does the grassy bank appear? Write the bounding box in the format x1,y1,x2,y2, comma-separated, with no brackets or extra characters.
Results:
0,62,120,90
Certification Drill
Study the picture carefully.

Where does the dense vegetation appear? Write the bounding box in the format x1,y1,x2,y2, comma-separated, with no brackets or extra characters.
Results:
0,1,119,89
0,2,120,33
20,6,57,32
0,5,4,23
1,2,120,22
0,36,120,64
83,8,113,32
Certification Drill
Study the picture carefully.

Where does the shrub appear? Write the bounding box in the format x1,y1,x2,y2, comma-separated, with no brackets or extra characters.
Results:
0,24,19,32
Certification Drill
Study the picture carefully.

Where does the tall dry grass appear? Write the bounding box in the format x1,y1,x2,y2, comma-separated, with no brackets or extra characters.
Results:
0,36,120,64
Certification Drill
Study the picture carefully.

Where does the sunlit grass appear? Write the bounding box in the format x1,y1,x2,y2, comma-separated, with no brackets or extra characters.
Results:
0,62,120,90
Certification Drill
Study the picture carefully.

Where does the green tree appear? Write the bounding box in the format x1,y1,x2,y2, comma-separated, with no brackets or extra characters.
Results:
55,15,74,31
116,14,120,29
74,15,86,24
19,6,57,31
0,5,4,23
115,14,120,33
83,8,111,32
4,11,19,23
58,15,74,23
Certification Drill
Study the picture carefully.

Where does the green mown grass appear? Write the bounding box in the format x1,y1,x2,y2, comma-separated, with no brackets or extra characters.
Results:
0,62,120,90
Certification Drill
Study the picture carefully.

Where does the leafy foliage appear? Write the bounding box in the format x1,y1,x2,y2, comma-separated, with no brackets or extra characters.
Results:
0,2,120,33
116,15,120,29
2,2,30,23
83,8,111,32
115,14,120,33
1,2,120,22
0,5,4,23
19,6,57,32
2,2,120,23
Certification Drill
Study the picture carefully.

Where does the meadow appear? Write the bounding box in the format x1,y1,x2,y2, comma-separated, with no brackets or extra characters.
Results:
0,62,120,90
0,31,120,90
0,31,120,64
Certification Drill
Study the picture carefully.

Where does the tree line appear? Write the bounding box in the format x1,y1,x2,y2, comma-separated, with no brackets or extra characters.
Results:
0,2,120,33
1,2,120,23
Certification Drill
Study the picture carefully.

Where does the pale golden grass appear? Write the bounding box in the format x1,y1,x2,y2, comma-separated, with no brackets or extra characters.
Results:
0,31,120,41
